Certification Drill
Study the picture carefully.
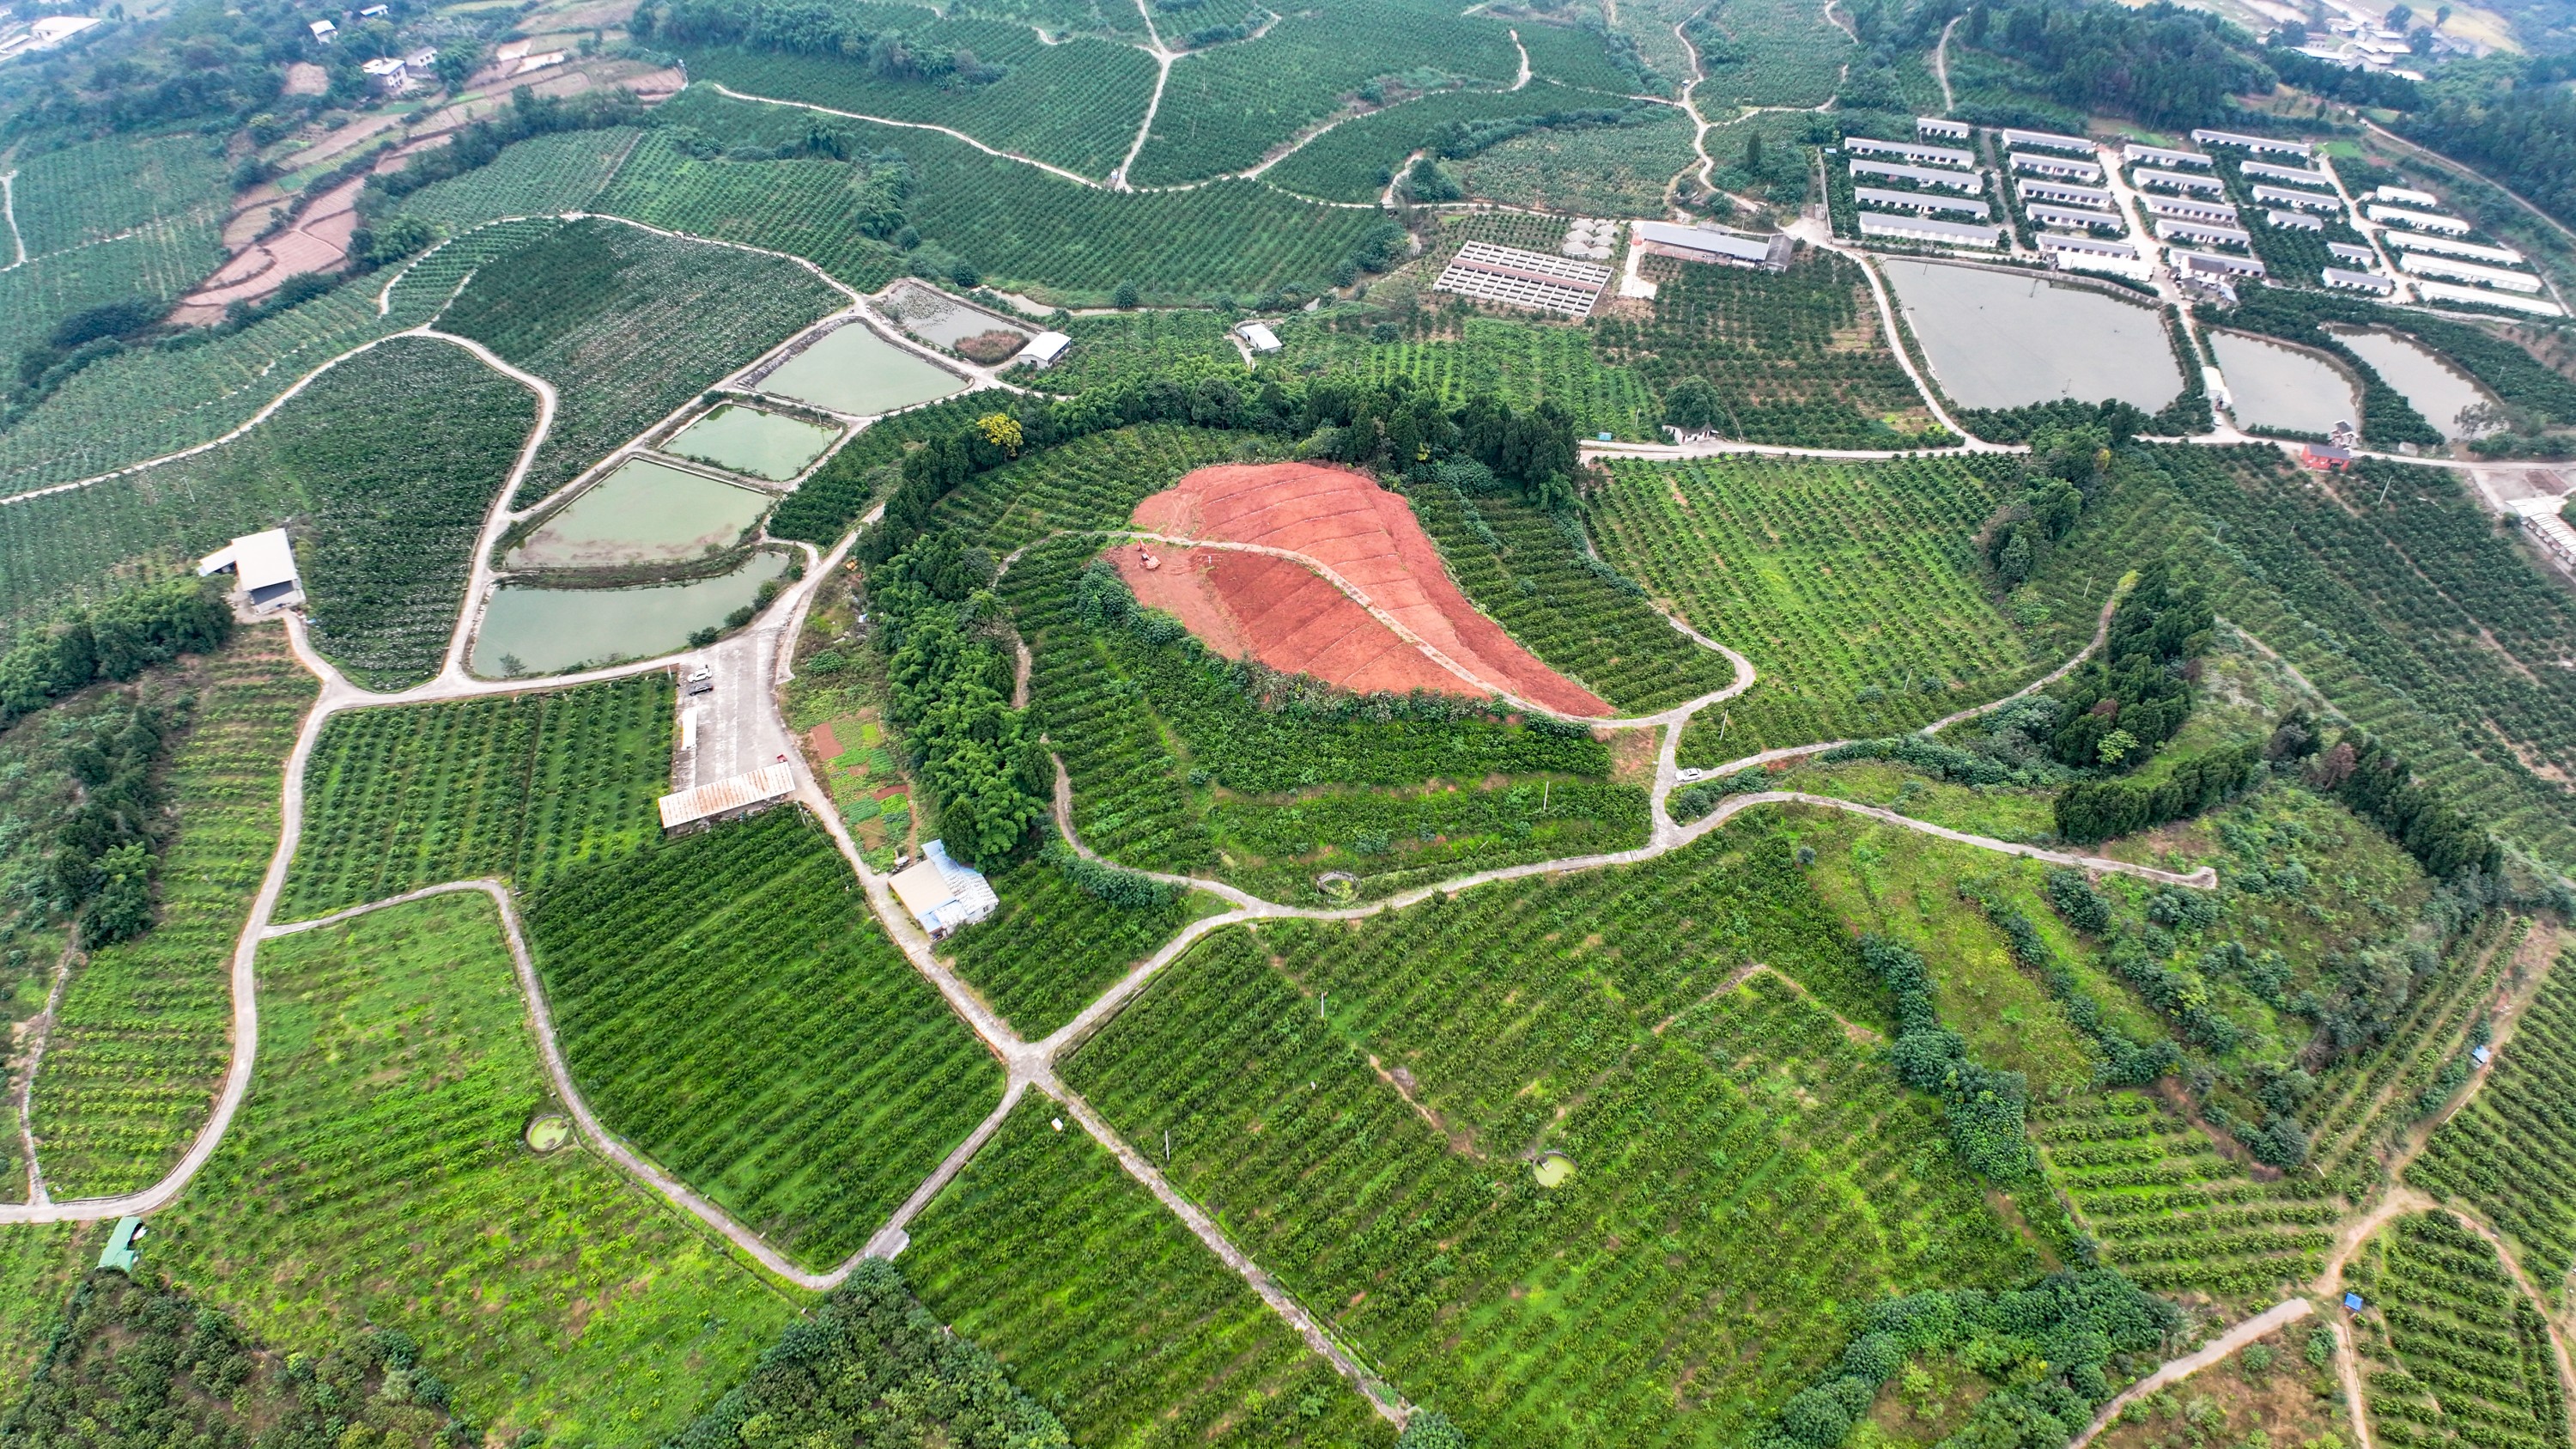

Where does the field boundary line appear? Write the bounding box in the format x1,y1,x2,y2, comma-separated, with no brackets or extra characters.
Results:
418,329,561,684
702,83,1110,188
9,944,74,1205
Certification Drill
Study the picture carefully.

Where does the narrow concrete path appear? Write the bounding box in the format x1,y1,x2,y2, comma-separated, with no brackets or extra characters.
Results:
2069,1299,2316,1449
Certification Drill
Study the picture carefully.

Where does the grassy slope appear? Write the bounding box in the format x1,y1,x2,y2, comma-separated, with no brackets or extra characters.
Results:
146,891,804,1446
30,625,316,1199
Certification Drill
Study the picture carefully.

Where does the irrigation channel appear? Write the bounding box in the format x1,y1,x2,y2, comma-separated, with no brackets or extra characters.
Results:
2,205,2565,1434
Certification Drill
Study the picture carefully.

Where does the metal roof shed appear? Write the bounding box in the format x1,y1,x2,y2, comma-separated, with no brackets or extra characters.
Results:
198,528,304,610
890,840,999,938
1236,320,1283,353
98,1216,145,1274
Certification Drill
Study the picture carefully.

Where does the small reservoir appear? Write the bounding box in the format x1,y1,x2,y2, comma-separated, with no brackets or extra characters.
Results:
506,459,772,569
472,551,792,676
881,281,1031,362
1880,259,2183,411
667,405,839,480
2331,327,2493,438
2209,332,2359,436
758,323,967,416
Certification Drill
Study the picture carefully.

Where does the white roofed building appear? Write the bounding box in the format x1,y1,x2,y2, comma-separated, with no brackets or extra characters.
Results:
1236,320,1282,353
890,840,999,938
1015,331,1072,368
1631,221,1792,271
198,528,302,611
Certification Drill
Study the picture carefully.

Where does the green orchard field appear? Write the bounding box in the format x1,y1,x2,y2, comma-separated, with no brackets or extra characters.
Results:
147,890,805,1446
0,336,535,689
902,1098,1397,1449
1065,814,2042,1448
29,624,316,1199
1589,453,2051,763
390,126,641,234
277,674,675,919
523,808,1003,1269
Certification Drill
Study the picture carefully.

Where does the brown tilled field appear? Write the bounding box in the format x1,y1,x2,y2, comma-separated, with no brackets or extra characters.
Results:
1118,462,1609,715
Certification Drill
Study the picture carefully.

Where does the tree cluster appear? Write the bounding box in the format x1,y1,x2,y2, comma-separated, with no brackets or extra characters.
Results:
872,532,1048,867
2047,561,2212,773
0,1269,470,1449
1044,837,1181,909
665,1260,1067,1449
1756,1269,2182,1449
2312,730,2502,881
0,576,234,728
1961,0,2274,131
1987,423,2108,589
1861,934,2039,1181
48,699,174,949
2053,742,2262,843
2399,76,2576,238
639,0,1011,85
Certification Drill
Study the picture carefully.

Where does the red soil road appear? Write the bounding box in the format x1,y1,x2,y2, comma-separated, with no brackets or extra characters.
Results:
1119,462,1610,715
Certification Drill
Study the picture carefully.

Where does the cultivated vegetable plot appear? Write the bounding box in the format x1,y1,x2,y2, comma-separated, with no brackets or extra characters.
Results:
671,23,1156,180
148,891,799,1445
1588,454,2044,760
391,128,641,236
2409,947,2576,1303
1066,824,2038,1448
30,628,316,1199
437,216,841,505
278,675,675,918
942,852,1194,1039
2346,1211,2569,1449
901,1099,1394,1449
0,338,527,685
1408,478,1735,712
523,808,1003,1269
1127,0,1521,185
0,285,401,500
2036,1092,2337,1305
1592,250,1948,449
590,131,907,294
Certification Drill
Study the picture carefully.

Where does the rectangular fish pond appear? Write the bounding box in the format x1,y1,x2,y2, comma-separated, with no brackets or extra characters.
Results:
665,404,841,481
506,458,774,569
471,550,793,677
879,280,1033,364
757,321,969,416
1879,258,2184,412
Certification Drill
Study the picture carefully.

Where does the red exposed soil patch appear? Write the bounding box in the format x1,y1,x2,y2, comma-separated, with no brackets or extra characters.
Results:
1121,462,1610,715
169,175,365,326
